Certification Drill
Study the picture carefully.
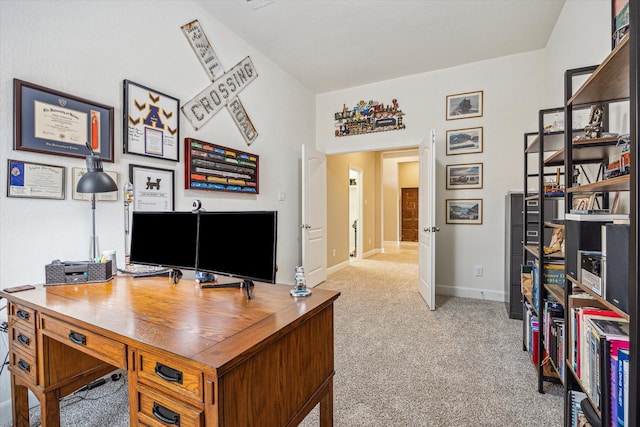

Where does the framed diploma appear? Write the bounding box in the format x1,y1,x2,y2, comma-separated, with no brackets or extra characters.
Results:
13,79,114,162
129,164,175,212
123,80,180,161
7,159,65,200
72,168,119,201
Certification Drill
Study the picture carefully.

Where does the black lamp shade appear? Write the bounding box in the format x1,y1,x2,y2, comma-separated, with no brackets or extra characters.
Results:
76,154,118,193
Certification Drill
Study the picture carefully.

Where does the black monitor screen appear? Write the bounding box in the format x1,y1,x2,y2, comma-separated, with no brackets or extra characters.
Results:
197,211,278,283
130,212,198,270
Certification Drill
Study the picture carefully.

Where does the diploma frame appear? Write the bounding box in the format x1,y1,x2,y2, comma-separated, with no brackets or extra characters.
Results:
7,159,66,200
13,79,114,162
129,164,175,212
123,80,180,161
72,167,119,201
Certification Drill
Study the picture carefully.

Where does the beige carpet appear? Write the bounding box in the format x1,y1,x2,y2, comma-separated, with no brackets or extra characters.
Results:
300,244,563,426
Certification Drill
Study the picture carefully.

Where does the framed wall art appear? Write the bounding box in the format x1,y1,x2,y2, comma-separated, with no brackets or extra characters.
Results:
7,159,65,200
72,168,118,201
446,199,483,225
446,90,483,120
184,138,259,194
129,164,175,212
446,163,483,190
14,79,114,162
123,80,180,161
446,127,483,155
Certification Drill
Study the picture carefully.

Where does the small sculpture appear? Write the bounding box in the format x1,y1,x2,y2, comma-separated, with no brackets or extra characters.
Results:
290,266,312,297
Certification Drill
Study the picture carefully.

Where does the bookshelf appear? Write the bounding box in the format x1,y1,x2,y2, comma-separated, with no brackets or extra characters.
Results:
522,109,565,394
562,32,634,427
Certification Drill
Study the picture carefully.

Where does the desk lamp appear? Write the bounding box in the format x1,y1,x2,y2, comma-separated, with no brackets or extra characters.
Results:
76,143,118,260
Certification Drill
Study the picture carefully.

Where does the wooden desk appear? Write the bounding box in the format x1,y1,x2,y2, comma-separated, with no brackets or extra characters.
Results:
1,276,339,426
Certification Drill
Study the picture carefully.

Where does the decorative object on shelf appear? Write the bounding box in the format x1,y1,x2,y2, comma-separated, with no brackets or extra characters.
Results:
184,138,259,194
181,20,258,145
7,159,65,200
76,143,119,260
123,80,180,161
446,90,483,120
290,266,312,297
544,228,564,255
129,164,175,212
583,104,605,138
571,193,596,211
445,127,483,155
445,198,482,224
445,163,483,190
612,0,629,48
543,168,564,196
333,99,405,137
13,79,114,162
72,168,118,201
605,138,630,179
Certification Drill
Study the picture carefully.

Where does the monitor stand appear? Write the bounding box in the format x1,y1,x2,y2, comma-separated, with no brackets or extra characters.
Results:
201,280,254,299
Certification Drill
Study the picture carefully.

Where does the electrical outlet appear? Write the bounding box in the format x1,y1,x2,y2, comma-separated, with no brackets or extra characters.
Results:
332,249,336,256
474,265,483,277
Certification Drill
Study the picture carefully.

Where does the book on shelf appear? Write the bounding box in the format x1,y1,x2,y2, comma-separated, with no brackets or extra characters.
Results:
570,209,612,215
569,390,588,427
618,349,629,427
565,213,629,222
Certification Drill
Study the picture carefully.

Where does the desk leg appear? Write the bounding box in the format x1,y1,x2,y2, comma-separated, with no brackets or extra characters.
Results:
319,377,333,427
41,389,62,427
11,375,30,427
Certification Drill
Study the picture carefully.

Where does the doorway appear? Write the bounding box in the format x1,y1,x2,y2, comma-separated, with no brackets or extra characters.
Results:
348,167,363,259
401,187,418,242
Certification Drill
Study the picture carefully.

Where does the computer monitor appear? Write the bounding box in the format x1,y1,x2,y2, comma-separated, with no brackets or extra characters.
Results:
196,211,278,284
129,211,198,270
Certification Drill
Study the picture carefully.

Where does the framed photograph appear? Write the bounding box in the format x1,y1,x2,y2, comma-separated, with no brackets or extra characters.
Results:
129,164,175,212
14,79,114,162
446,199,482,225
72,168,118,201
446,127,483,155
446,90,483,120
123,80,180,161
446,163,483,190
7,159,65,200
184,138,259,194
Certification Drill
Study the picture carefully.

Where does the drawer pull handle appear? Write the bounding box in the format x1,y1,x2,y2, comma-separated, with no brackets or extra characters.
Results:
152,402,181,426
68,331,87,346
17,333,31,347
16,309,30,321
18,359,31,373
155,362,183,384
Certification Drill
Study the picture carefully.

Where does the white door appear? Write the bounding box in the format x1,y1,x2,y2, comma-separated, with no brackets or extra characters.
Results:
418,130,437,310
301,144,327,287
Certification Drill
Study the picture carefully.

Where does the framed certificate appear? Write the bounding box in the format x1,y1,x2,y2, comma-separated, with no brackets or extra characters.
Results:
7,159,65,200
123,80,180,161
129,164,175,212
72,168,118,201
14,79,114,162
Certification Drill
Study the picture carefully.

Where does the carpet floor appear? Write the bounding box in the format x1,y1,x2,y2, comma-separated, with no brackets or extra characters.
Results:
3,244,563,426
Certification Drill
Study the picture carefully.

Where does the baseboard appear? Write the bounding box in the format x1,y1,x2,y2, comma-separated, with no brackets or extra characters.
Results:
362,248,381,258
327,260,350,275
0,399,11,425
436,284,506,302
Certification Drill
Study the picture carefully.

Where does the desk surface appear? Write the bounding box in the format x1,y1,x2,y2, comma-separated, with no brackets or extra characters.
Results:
1,276,339,374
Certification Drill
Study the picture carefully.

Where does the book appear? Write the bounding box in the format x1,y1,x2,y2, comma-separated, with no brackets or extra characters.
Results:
569,390,588,427
618,349,629,426
565,213,629,222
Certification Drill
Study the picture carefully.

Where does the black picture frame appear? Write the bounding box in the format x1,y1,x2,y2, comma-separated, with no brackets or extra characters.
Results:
129,164,175,212
123,80,180,161
14,79,114,162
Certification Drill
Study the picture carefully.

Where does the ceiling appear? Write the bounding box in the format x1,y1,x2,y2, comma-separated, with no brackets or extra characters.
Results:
194,0,566,94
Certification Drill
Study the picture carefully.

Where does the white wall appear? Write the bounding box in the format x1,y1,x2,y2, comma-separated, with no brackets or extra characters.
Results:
0,1,314,420
317,50,546,301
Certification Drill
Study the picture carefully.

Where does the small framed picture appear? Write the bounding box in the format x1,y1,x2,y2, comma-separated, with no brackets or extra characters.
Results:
446,90,483,120
72,168,118,201
446,163,483,190
123,80,180,161
129,164,175,212
446,199,483,224
7,159,65,200
446,127,483,155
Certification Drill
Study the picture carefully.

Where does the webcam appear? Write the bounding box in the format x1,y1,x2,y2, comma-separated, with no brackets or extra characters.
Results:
192,199,202,212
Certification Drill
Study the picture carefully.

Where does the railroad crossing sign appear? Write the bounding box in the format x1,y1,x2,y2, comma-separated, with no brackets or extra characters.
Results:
181,20,259,145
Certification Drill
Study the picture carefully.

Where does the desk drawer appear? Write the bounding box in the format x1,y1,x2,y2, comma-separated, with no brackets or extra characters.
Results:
136,384,202,427
10,324,36,356
9,303,35,330
136,349,203,404
10,347,37,383
40,314,126,369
